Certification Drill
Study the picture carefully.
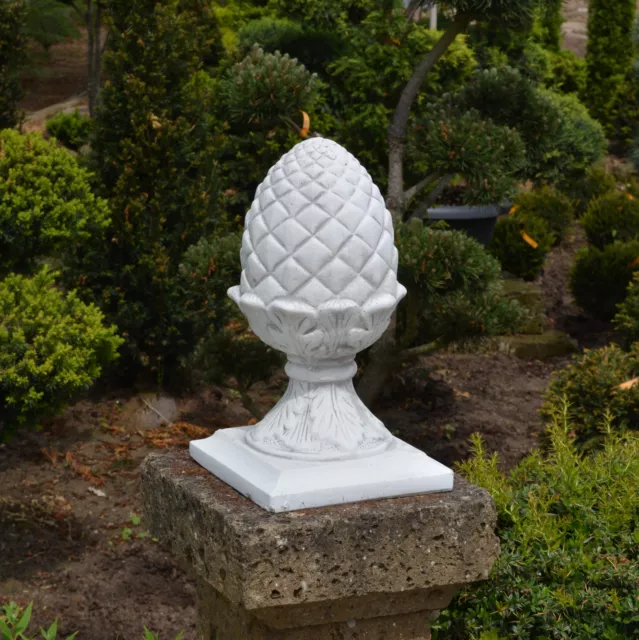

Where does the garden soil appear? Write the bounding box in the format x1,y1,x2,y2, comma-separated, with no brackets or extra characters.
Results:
2,3,617,637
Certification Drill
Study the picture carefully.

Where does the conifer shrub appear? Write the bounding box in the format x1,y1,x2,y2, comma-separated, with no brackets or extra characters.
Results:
0,129,110,277
614,272,639,346
179,234,283,415
586,0,637,134
489,214,555,280
540,344,639,448
221,45,319,126
570,240,639,320
79,0,221,385
433,418,639,639
0,268,122,441
567,163,617,215
46,110,93,151
396,224,526,347
0,0,27,129
438,67,605,187
512,185,574,239
582,191,639,249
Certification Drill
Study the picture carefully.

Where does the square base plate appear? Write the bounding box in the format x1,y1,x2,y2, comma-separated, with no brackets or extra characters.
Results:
190,427,453,512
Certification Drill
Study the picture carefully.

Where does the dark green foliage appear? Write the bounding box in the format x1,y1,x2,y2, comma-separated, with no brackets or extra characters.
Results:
583,192,639,249
570,240,639,320
327,10,476,185
178,234,242,337
417,109,525,205
567,163,618,215
440,67,605,186
541,344,639,447
489,213,555,280
586,0,637,135
267,0,383,31
543,90,608,188
433,420,639,639
221,45,318,125
0,129,110,277
614,273,639,346
396,224,526,346
80,0,222,385
538,0,563,50
513,186,574,239
236,17,346,76
0,0,27,129
23,0,80,53
0,268,123,441
546,49,587,95
179,234,283,413
46,109,93,150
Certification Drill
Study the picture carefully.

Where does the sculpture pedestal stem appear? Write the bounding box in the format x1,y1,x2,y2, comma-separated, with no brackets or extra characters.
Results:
244,358,392,461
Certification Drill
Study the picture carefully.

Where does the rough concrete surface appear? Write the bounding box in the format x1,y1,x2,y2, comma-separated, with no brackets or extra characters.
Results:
142,449,499,638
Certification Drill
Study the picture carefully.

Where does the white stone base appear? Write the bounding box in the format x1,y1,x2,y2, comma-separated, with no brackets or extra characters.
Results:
190,427,454,513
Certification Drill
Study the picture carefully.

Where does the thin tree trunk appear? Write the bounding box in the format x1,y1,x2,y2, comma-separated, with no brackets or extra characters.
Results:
386,13,470,221
360,14,471,408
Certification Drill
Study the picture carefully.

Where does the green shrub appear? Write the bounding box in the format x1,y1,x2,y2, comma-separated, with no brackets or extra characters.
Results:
441,67,605,186
179,234,283,416
546,49,586,95
433,419,639,639
542,90,607,188
540,344,639,448
567,163,617,215
0,268,122,441
582,191,639,249
82,0,221,385
0,0,27,129
0,129,110,277
489,214,555,280
512,185,574,239
417,109,526,205
586,0,637,134
236,17,345,76
46,110,92,150
570,240,639,319
396,224,526,347
613,272,639,346
221,45,319,125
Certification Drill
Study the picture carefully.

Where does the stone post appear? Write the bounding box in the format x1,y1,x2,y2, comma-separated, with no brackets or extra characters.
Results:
142,450,499,640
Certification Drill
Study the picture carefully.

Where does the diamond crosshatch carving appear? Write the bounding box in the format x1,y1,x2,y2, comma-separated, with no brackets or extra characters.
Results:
241,138,398,307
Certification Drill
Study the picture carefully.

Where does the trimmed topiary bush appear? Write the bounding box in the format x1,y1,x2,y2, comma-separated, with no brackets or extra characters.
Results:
433,419,639,638
0,0,27,129
489,214,555,280
396,224,526,347
586,0,637,135
582,191,639,249
0,129,110,277
46,109,93,150
512,185,574,239
570,240,639,320
0,268,123,441
221,45,319,126
540,344,639,448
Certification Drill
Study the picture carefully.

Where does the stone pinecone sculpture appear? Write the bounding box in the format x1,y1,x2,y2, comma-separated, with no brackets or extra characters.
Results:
238,137,402,307
228,137,406,459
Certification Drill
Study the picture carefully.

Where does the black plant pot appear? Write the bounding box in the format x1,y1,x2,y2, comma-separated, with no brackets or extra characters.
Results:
426,204,503,246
